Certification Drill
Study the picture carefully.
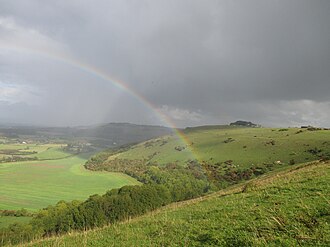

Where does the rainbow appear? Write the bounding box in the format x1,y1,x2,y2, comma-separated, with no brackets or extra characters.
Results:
0,44,201,162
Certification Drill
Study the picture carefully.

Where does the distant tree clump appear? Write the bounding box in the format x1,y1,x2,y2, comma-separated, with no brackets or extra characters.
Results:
229,120,260,128
224,138,235,143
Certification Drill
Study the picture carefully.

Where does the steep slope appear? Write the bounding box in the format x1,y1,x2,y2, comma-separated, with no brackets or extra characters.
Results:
29,160,330,246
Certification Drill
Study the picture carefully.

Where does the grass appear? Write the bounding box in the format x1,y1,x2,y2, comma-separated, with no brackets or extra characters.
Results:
0,216,32,229
32,146,74,160
0,143,70,160
28,161,330,246
2,127,330,245
110,127,330,168
0,153,140,212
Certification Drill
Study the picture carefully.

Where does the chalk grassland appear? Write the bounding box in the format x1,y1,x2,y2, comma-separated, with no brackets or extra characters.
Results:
28,161,330,247
110,127,330,167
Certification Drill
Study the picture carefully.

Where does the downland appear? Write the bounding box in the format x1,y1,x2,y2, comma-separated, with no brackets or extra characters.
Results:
1,125,329,246
26,160,330,246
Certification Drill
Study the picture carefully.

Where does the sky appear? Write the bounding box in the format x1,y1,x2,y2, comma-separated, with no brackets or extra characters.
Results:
0,0,329,128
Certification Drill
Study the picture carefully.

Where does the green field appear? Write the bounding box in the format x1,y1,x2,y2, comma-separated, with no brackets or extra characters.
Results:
30,160,330,246
0,140,140,216
111,127,330,168
0,216,32,229
0,143,70,161
0,156,139,211
0,140,141,229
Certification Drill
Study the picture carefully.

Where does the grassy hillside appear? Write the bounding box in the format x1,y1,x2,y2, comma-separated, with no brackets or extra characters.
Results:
102,127,330,167
86,127,330,190
28,160,330,246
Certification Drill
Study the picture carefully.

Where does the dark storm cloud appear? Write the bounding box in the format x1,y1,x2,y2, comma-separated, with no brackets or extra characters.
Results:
0,0,329,127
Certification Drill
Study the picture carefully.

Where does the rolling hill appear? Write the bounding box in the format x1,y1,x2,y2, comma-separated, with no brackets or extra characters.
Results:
28,160,330,246
1,125,329,246
93,126,330,166
86,126,330,189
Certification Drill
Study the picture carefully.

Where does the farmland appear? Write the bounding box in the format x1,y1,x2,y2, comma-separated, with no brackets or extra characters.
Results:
0,140,140,228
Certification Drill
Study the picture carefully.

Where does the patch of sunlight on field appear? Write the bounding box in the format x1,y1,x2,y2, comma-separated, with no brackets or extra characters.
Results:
0,155,140,211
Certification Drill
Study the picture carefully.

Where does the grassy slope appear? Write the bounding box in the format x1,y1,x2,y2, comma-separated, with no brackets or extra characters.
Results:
110,127,330,168
28,161,330,247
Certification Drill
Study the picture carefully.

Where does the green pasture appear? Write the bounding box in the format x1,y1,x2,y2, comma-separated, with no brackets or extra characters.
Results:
0,216,32,229
32,161,330,246
0,155,139,211
113,128,330,168
0,143,69,160
32,146,73,160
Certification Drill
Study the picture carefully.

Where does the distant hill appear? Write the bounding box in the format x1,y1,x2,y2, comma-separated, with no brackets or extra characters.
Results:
0,123,173,147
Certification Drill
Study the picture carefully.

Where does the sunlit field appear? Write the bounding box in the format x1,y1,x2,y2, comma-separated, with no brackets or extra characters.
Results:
0,146,139,212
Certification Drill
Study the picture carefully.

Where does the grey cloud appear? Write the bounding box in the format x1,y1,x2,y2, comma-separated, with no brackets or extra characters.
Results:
0,0,329,127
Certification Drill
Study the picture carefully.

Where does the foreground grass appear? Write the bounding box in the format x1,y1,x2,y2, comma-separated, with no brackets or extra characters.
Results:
0,155,140,211
110,127,330,168
27,161,330,247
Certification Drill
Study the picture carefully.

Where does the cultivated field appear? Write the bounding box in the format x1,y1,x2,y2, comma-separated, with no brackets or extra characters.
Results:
0,156,139,211
0,141,140,228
